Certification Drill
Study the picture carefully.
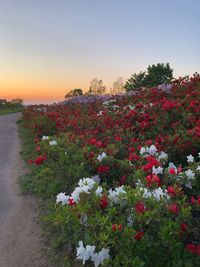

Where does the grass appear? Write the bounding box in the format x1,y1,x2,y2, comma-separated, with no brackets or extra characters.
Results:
0,107,24,115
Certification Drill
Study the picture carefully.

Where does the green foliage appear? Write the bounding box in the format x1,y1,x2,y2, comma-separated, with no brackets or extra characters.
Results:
65,89,83,98
125,63,173,91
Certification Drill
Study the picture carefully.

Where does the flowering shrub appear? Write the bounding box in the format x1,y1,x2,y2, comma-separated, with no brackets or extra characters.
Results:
53,148,200,266
20,75,200,266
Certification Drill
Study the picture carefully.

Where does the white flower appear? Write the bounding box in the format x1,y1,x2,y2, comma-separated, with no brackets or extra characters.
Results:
127,215,134,227
97,152,107,162
185,181,192,189
140,147,146,155
196,165,200,171
152,166,163,175
140,145,158,156
80,214,88,226
76,241,96,265
187,154,194,163
141,187,169,201
49,140,57,146
91,175,100,184
95,186,103,196
198,152,200,158
56,192,69,205
147,145,157,155
97,111,103,116
71,187,84,202
158,151,168,160
185,169,195,180
78,178,96,190
91,248,110,267
152,187,169,201
108,186,126,204
42,135,49,140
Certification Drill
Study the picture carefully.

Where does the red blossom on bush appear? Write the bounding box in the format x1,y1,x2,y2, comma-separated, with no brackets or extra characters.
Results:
146,174,161,187
169,168,177,175
135,201,146,214
100,195,108,209
168,203,180,214
186,243,197,254
167,186,177,197
97,165,110,174
180,223,188,232
34,155,46,165
134,231,144,241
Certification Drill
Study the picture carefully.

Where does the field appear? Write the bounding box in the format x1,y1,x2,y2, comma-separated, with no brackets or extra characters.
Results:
0,107,23,115
19,75,200,267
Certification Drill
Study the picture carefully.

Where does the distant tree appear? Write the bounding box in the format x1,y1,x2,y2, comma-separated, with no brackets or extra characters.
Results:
125,63,173,91
110,77,125,94
10,98,23,107
88,78,106,94
65,88,83,98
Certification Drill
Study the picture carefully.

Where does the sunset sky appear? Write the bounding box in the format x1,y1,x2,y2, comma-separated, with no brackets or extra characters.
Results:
1,0,200,104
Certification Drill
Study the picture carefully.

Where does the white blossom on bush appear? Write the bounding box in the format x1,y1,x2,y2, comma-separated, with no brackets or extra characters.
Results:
56,192,69,205
42,135,49,140
185,169,195,180
187,154,194,163
76,241,110,267
108,186,126,204
152,166,163,175
49,140,57,145
97,152,107,162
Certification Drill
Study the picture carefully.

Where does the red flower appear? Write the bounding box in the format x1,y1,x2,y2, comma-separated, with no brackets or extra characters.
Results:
119,175,126,186
169,168,177,175
197,196,200,205
197,245,200,256
146,174,160,187
190,196,197,205
97,165,110,174
34,155,45,165
180,223,188,232
100,195,108,209
35,145,41,152
168,203,179,214
112,224,117,231
88,152,95,159
112,224,123,232
135,201,146,214
68,198,75,206
115,136,122,141
88,138,97,145
134,231,144,241
186,243,196,254
128,153,139,162
167,186,176,196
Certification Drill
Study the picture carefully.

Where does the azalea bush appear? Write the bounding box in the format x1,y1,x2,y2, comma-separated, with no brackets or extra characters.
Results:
20,74,200,266
52,146,200,267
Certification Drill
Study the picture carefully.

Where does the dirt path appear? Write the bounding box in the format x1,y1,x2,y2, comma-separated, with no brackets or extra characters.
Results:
0,113,50,267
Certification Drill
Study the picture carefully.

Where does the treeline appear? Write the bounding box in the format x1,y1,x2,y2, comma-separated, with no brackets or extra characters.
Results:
0,98,23,109
65,62,174,98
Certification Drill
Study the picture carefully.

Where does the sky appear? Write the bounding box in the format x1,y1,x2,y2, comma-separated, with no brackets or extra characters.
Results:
0,0,200,104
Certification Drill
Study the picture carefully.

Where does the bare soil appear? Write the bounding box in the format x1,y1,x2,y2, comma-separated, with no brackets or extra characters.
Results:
0,113,51,267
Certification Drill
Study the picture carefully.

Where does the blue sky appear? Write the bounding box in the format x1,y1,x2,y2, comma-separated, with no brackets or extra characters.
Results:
0,0,199,103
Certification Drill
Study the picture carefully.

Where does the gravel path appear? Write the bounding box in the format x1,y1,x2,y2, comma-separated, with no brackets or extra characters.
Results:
0,113,50,267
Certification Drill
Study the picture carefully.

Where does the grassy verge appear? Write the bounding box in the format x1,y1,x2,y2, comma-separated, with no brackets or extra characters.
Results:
17,119,80,267
0,107,24,115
